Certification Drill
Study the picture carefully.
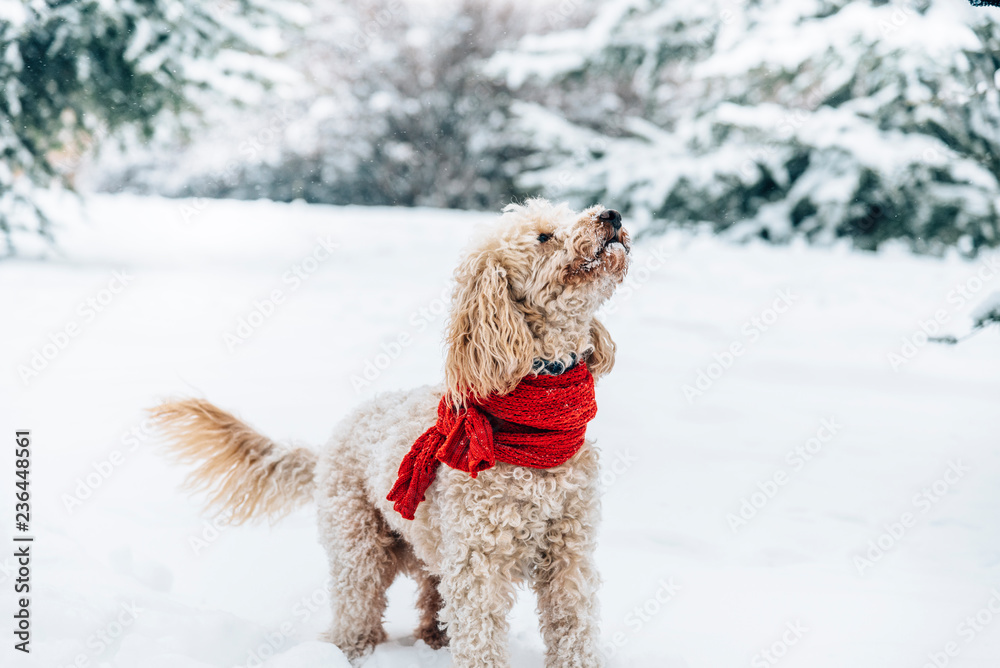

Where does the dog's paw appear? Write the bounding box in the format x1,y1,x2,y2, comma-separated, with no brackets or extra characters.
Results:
319,626,387,662
415,622,449,650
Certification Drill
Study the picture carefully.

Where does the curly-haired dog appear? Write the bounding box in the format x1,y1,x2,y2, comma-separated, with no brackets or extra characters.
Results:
152,199,631,668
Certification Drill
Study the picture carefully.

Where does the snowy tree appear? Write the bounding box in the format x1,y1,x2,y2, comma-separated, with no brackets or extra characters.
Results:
490,0,1000,255
99,0,559,211
934,290,1000,344
182,0,539,210
972,291,1000,329
0,0,280,255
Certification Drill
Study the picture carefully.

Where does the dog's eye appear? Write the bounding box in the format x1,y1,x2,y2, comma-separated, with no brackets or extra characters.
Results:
537,233,552,243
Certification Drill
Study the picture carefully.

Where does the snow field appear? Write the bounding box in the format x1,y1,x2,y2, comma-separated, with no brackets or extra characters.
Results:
1,193,999,667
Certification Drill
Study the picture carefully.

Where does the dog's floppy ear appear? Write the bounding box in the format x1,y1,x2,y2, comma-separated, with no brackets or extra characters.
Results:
586,318,616,378
445,250,534,403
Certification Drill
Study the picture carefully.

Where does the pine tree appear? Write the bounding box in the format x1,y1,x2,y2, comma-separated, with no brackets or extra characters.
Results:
309,0,533,210
492,0,1000,255
0,0,278,255
134,0,539,211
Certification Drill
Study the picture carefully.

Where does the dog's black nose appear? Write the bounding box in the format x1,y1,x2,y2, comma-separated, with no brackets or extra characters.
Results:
598,209,622,230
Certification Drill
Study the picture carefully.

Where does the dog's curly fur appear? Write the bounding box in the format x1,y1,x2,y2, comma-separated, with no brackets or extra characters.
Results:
151,199,631,668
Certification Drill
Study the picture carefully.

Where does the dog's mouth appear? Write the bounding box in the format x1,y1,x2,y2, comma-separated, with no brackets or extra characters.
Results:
590,224,631,263
597,230,629,259
562,226,631,286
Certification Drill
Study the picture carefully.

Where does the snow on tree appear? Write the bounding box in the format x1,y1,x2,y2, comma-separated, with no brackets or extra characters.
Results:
0,0,282,255
969,289,1000,335
310,0,543,210
109,0,544,212
304,0,534,210
931,289,1000,344
116,0,621,213
489,0,1000,255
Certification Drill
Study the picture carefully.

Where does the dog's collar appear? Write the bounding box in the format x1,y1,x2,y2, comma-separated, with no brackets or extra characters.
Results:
532,352,579,376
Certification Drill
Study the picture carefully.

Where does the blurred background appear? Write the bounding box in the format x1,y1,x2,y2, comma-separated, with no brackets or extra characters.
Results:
4,0,1000,257
3,2,1000,668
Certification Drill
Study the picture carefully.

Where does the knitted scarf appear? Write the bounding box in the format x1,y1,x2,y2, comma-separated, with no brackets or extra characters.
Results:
386,362,597,520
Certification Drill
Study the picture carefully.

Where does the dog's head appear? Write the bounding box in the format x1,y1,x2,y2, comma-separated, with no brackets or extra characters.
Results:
445,199,632,402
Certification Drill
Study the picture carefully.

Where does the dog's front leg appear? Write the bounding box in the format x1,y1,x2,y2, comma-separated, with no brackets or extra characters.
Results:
534,491,604,668
438,538,517,668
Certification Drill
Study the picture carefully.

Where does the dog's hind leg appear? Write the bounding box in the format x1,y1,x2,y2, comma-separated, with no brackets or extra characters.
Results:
413,570,448,649
317,483,399,661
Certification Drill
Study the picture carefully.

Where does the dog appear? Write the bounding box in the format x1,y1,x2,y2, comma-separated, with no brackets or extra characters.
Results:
152,199,631,668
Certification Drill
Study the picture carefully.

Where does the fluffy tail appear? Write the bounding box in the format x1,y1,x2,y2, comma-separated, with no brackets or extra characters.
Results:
150,398,317,524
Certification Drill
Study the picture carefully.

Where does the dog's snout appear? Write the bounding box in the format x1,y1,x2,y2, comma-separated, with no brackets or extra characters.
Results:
598,209,622,231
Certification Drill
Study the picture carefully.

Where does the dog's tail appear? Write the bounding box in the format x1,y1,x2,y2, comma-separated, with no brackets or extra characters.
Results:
150,398,316,524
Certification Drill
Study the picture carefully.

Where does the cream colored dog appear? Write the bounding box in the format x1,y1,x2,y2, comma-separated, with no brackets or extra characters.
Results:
152,199,631,668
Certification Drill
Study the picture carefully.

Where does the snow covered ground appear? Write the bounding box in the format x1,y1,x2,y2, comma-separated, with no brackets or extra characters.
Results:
2,193,1000,668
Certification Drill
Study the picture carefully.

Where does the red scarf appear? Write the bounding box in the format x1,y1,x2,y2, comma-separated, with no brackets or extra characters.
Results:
387,363,597,520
